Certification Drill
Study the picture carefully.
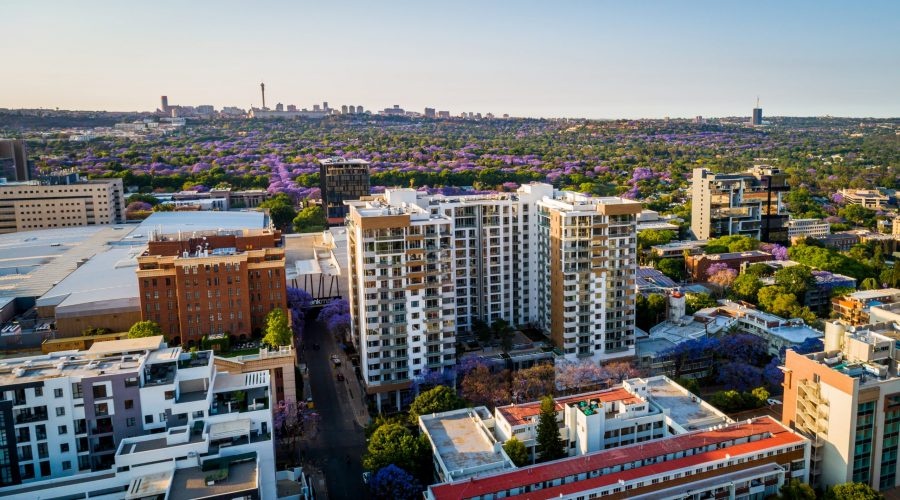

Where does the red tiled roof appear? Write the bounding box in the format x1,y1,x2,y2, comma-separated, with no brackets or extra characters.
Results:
429,417,804,500
497,388,644,427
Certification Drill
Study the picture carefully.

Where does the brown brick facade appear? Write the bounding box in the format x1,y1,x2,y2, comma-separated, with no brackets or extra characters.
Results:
136,231,287,346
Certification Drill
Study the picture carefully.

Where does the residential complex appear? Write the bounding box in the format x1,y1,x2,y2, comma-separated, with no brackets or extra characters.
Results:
319,157,370,224
346,183,641,412
783,321,900,491
0,336,275,497
136,228,287,346
0,139,30,182
0,175,125,233
425,414,809,500
690,166,790,243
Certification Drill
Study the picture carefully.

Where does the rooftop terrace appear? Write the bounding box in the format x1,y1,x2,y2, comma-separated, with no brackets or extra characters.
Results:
642,377,731,431
421,408,512,480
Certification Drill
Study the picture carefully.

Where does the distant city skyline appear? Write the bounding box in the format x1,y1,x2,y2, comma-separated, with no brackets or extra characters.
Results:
2,0,899,118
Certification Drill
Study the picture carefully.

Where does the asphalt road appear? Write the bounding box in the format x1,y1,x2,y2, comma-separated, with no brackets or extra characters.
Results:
302,319,369,500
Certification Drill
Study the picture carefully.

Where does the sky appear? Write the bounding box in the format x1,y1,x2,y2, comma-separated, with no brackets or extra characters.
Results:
2,0,899,118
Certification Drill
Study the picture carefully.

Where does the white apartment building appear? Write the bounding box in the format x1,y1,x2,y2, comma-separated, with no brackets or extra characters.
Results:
0,336,275,497
491,376,730,461
788,218,831,240
346,184,641,412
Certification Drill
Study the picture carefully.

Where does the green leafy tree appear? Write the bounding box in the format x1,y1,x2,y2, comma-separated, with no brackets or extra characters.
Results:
860,277,880,291
637,229,676,250
636,293,667,331
744,263,775,278
706,235,759,253
838,204,877,229
685,292,717,314
774,265,815,295
535,396,565,461
503,437,529,466
292,205,326,233
126,193,160,206
262,308,292,348
408,385,465,424
363,423,430,477
259,193,298,230
750,386,770,406
731,273,763,303
128,320,163,340
657,258,686,281
824,482,883,500
778,478,816,500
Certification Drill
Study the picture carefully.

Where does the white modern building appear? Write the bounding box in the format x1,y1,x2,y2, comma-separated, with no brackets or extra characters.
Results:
346,183,642,412
787,218,831,240
0,336,276,498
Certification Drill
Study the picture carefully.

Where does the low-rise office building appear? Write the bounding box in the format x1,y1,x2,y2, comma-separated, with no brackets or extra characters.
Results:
694,301,822,356
0,176,125,234
685,250,772,282
787,218,831,241
839,189,889,209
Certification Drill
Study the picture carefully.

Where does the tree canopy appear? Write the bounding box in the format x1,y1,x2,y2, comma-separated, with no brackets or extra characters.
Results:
824,482,883,500
258,193,297,230
503,437,529,467
262,308,292,348
128,320,163,340
293,205,326,233
368,465,422,500
363,423,429,476
535,396,565,461
408,385,465,424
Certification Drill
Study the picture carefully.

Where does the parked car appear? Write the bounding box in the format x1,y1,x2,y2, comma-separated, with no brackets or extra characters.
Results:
767,398,782,406
336,373,345,382
362,471,372,484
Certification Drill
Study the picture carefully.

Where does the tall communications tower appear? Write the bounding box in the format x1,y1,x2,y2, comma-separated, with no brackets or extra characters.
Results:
260,82,266,110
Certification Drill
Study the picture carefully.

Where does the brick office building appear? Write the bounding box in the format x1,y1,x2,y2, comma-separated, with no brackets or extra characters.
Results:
136,229,287,346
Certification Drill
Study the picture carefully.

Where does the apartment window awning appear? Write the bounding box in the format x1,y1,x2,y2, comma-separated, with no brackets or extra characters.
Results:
208,418,251,441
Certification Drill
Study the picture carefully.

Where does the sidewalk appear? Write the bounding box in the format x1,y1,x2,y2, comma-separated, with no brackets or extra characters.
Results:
335,352,371,428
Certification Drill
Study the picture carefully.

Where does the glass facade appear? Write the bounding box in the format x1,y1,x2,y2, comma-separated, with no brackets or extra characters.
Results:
880,395,900,490
853,401,875,484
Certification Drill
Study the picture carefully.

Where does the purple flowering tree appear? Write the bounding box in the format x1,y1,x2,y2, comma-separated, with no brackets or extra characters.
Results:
369,464,422,500
319,299,351,341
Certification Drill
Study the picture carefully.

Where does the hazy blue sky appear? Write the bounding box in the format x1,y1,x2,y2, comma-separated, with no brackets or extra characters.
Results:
3,0,898,118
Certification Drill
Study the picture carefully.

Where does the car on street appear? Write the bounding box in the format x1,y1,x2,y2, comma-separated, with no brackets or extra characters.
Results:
767,398,782,406
331,354,342,366
336,372,345,381
362,471,372,484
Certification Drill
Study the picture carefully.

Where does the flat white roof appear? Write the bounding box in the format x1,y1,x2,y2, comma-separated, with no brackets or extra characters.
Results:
86,335,165,355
